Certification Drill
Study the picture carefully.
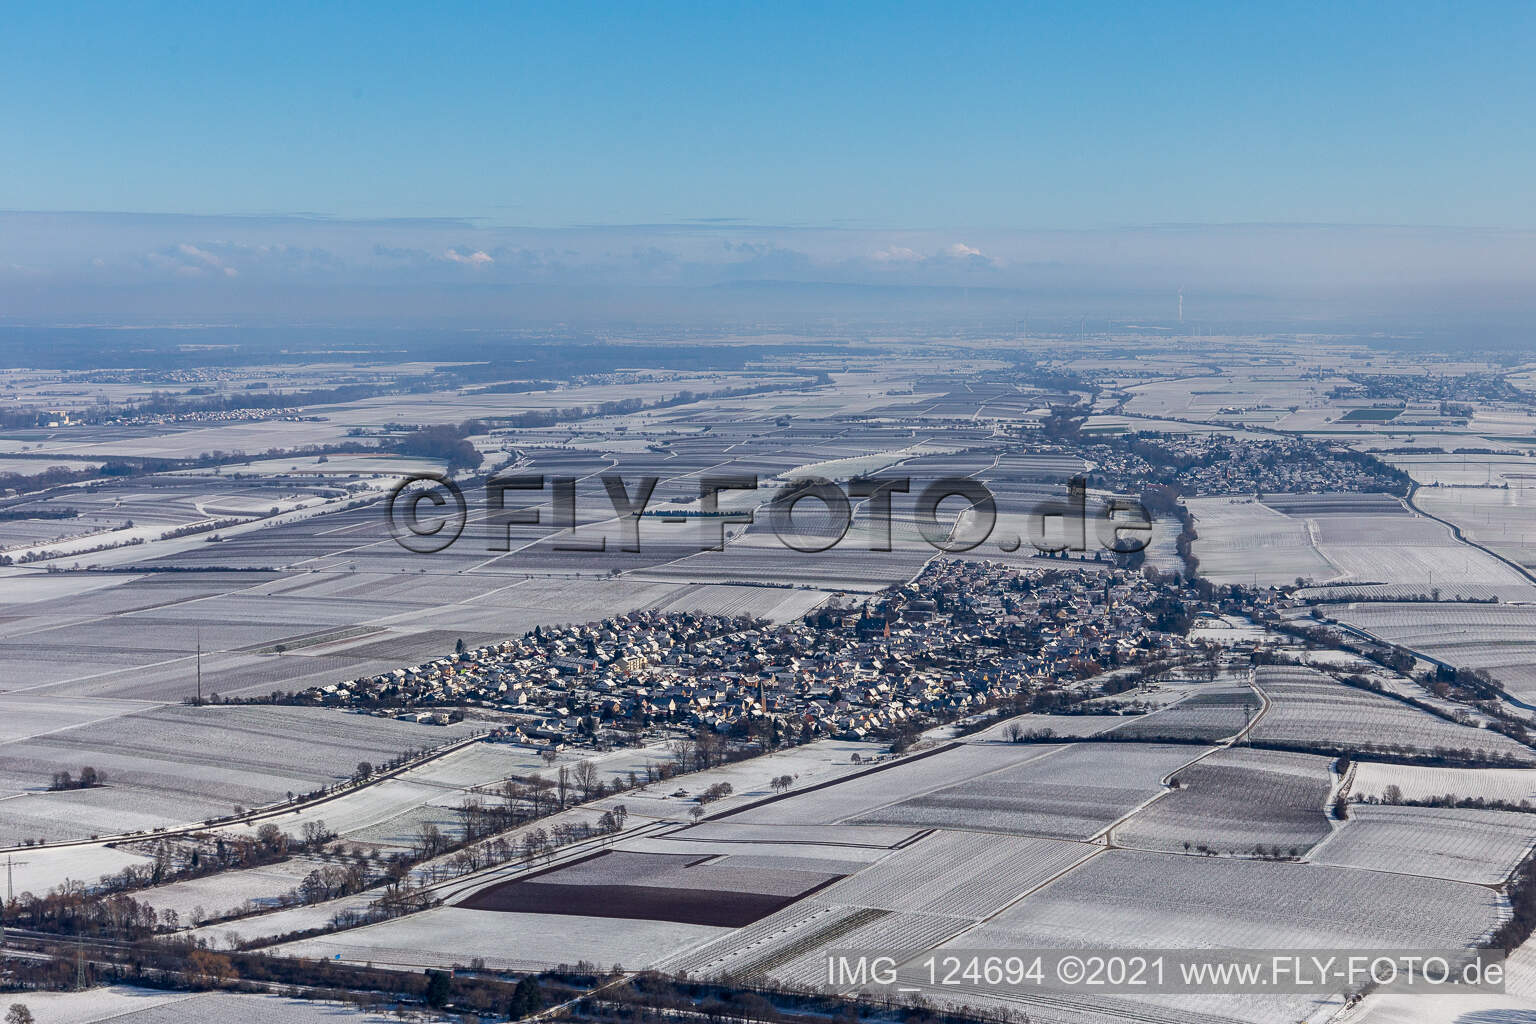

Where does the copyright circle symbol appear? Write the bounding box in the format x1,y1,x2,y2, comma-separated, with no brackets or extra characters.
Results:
385,473,467,554
1057,956,1085,985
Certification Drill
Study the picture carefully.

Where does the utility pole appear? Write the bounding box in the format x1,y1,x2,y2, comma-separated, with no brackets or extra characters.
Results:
6,854,26,904
2,855,29,947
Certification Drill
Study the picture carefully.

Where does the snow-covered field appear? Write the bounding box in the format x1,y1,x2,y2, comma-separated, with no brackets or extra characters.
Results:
960,712,1140,742
716,742,1059,827
136,857,324,920
851,742,1206,840
0,703,478,844
645,582,835,622
188,892,379,948
1307,511,1526,587
0,692,156,743
814,829,1096,918
1340,929,1536,1022
668,821,922,847
650,831,1095,989
1309,804,1535,884
1186,495,1525,589
2,987,404,1023
1323,600,1536,703
1113,747,1333,856
3,842,153,899
1249,665,1533,761
1416,484,1536,570
1350,762,1536,805
924,849,1504,1024
272,905,728,972
587,736,891,825
1185,496,1336,587
1111,683,1258,742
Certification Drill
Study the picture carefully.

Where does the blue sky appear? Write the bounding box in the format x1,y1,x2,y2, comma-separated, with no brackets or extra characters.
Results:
6,2,1535,228
4,3,1536,324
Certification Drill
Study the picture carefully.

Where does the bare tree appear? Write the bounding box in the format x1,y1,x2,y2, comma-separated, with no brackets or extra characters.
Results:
256,823,288,853
695,729,723,769
572,760,600,802
300,820,334,850
525,774,554,815
667,738,697,773
455,796,488,840
414,822,445,859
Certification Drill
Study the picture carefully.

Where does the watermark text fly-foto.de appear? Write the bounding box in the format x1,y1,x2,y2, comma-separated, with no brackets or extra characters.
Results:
384,473,1154,558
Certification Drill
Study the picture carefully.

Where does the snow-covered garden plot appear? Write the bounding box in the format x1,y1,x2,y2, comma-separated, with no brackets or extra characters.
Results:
1184,496,1336,587
1248,665,1534,762
1308,804,1535,884
272,905,727,972
1112,747,1333,856
1350,762,1536,805
852,743,1206,840
816,829,1097,919
722,743,1062,827
1324,600,1536,703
